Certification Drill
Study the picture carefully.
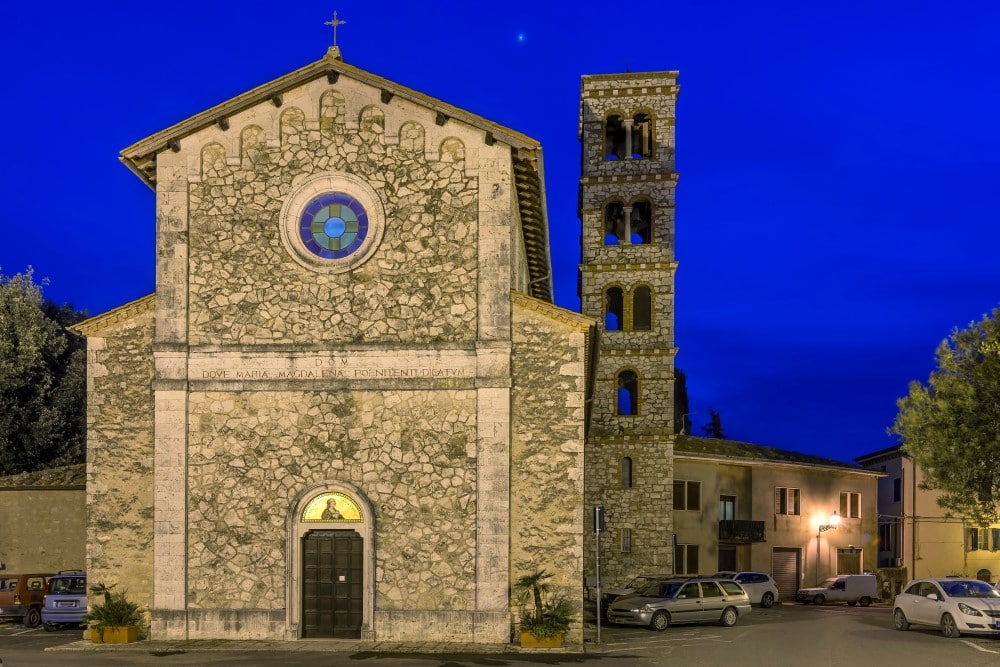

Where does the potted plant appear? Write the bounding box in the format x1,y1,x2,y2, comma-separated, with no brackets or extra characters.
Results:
514,569,574,648
86,583,142,644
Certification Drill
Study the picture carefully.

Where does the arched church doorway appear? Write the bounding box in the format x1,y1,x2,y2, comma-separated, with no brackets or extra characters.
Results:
291,488,374,639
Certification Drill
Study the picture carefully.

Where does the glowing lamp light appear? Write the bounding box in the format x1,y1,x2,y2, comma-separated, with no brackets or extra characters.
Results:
819,511,841,533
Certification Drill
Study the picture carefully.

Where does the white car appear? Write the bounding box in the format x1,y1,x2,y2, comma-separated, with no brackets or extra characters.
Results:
893,578,1000,637
713,571,780,608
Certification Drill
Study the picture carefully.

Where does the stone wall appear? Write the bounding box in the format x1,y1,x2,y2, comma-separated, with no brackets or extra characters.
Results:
0,465,85,573
84,305,155,620
510,294,590,647
186,389,478,611
584,434,675,586
160,74,512,348
578,72,679,585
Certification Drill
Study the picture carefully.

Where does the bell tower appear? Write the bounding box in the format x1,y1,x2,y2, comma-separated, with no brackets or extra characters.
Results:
579,72,680,583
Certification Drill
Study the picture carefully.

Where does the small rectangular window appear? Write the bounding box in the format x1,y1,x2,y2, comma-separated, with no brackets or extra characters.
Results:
992,528,1000,552
840,492,861,519
621,528,632,553
893,478,901,502
878,523,894,553
673,480,701,511
774,487,801,516
968,528,986,552
674,543,699,574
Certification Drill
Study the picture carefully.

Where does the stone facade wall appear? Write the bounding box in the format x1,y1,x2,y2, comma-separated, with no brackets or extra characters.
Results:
510,295,589,647
135,67,526,643
584,435,675,586
84,308,155,618
0,465,85,573
579,73,679,584
172,76,504,348
578,73,679,176
186,389,478,611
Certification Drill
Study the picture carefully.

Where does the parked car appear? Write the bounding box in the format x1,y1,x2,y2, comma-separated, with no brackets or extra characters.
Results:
606,576,752,630
893,578,1000,638
41,570,87,631
600,572,676,611
796,574,877,606
0,573,53,627
713,571,780,608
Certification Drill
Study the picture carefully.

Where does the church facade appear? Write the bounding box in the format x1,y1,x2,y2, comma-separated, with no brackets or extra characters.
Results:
76,44,679,645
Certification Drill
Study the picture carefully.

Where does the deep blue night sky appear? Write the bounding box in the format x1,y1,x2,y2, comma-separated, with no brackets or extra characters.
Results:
4,2,999,463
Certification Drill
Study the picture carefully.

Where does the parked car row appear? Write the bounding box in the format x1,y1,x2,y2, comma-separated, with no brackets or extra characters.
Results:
0,570,86,630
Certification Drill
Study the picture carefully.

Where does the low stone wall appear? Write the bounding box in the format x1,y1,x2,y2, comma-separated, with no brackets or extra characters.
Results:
0,465,85,573
373,610,508,643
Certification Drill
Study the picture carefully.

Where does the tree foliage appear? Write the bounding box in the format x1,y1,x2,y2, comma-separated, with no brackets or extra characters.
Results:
0,268,87,475
892,308,1000,525
673,368,692,435
702,407,726,439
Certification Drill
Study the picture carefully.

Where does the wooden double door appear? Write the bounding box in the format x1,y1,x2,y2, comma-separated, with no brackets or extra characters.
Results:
302,529,363,638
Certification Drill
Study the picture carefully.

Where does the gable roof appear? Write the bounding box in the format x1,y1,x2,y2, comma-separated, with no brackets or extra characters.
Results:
675,435,881,475
70,294,154,337
118,49,553,302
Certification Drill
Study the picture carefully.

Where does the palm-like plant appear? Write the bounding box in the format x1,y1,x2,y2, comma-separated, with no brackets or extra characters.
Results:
514,569,574,639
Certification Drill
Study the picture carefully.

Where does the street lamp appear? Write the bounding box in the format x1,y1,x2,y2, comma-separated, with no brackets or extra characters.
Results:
816,512,841,584
819,511,841,533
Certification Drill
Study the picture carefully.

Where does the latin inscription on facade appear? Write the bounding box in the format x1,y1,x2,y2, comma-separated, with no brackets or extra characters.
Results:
188,350,475,383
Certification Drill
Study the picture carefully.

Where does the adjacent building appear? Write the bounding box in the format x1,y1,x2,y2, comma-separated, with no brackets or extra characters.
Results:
0,464,86,574
856,445,1000,586
675,436,881,600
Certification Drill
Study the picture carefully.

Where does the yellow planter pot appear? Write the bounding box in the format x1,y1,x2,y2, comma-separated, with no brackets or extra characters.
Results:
91,626,139,644
519,630,564,648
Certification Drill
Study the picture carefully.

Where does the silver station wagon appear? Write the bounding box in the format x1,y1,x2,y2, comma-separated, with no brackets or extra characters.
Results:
607,577,752,630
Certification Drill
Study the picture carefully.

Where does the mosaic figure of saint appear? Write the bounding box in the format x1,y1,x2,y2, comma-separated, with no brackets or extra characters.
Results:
322,498,342,520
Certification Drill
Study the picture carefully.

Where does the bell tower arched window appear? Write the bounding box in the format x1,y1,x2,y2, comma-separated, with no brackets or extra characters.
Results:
605,287,624,331
616,369,639,416
605,115,626,160
629,200,653,244
632,286,652,331
604,201,625,245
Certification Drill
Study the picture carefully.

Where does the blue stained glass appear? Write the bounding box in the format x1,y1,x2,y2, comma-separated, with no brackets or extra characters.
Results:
299,192,368,259
324,217,347,237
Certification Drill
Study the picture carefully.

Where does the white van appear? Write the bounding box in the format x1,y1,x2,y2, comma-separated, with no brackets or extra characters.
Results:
796,574,877,606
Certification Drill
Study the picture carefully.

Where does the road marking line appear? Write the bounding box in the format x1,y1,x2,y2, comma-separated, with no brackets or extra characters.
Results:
960,639,998,653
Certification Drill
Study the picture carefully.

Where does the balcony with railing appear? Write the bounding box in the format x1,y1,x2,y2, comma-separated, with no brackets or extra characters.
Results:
719,520,766,543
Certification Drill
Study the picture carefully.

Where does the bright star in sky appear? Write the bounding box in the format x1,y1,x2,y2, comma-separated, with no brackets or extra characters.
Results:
516,32,526,44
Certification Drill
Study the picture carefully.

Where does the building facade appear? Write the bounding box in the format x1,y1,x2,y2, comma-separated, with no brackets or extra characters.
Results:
76,47,595,645
856,445,1000,585
0,464,85,574
675,436,881,601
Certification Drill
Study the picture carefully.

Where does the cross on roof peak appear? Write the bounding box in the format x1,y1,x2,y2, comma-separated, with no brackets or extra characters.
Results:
324,11,346,47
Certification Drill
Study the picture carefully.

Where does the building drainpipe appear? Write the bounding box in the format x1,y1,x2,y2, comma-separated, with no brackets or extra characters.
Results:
910,460,917,580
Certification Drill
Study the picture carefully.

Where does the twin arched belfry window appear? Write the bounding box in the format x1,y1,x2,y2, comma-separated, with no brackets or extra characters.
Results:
604,285,653,332
605,112,654,160
604,199,653,245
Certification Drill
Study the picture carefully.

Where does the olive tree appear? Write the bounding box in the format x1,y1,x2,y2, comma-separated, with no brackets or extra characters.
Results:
892,307,1000,525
